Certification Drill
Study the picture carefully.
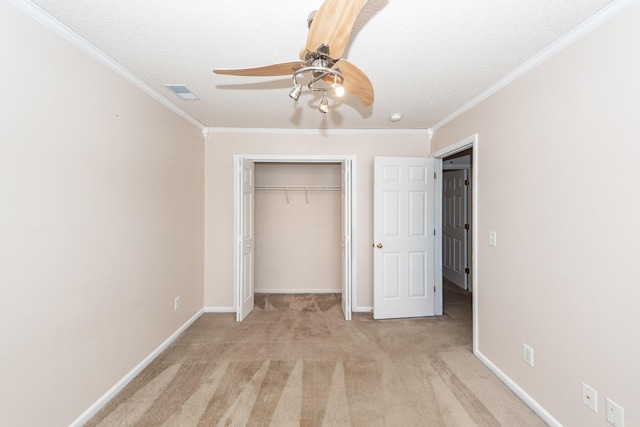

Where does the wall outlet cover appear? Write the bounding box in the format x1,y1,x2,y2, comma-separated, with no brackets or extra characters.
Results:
523,343,534,367
606,398,624,426
582,383,597,412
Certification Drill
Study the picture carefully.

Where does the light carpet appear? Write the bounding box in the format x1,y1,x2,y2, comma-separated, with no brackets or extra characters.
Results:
86,283,545,426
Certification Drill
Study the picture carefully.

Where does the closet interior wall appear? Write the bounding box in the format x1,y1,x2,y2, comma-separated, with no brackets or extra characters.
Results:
254,163,342,293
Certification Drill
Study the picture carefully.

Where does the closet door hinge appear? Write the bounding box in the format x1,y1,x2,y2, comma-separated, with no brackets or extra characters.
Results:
465,268,470,274
465,179,469,186
464,224,470,230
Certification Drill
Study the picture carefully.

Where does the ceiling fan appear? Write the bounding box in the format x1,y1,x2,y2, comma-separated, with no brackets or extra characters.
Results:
213,0,374,113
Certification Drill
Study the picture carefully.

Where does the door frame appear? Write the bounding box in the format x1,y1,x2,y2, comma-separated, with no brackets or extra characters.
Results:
432,134,478,353
233,154,357,320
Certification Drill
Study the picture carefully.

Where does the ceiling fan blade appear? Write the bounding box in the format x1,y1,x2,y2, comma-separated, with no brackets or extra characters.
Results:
306,0,369,59
338,60,374,106
214,61,303,77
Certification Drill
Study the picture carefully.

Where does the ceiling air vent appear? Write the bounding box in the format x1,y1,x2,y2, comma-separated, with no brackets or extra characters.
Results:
165,84,199,100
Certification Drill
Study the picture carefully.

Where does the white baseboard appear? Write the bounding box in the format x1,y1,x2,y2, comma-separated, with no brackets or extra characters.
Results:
255,289,341,294
69,308,204,427
204,306,235,313
353,306,373,313
474,350,562,426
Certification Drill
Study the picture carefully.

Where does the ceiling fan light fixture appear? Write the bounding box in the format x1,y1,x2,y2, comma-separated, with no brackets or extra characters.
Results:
319,93,329,113
213,1,374,114
289,77,302,101
289,57,344,113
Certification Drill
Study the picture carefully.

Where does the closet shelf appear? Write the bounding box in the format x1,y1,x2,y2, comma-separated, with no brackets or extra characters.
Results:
255,185,340,191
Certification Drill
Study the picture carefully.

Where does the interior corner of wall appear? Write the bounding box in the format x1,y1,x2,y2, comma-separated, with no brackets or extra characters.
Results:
426,128,434,142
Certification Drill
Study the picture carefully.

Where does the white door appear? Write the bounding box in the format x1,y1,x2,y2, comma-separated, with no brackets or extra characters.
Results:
237,159,255,321
443,169,468,290
373,157,436,319
341,160,352,321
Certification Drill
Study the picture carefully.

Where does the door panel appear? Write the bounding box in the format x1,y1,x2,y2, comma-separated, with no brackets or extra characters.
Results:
238,159,255,321
443,169,468,290
409,252,427,297
374,157,435,319
383,191,400,236
341,161,352,321
409,191,426,236
382,253,400,299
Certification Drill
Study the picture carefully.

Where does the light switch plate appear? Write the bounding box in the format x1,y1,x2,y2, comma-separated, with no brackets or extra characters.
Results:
523,343,534,367
489,231,497,246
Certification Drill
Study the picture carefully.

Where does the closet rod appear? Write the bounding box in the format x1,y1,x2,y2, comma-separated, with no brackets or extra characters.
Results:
254,185,340,191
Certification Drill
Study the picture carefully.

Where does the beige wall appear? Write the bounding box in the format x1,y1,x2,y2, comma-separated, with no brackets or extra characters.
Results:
204,131,429,309
431,4,640,426
0,3,204,426
255,164,342,292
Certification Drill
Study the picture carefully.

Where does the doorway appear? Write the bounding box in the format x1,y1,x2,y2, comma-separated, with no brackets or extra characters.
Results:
432,134,478,353
234,155,356,322
253,163,342,294
442,148,472,292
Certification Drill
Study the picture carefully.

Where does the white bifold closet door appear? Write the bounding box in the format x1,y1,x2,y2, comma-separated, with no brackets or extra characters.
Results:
341,160,352,321
237,158,255,321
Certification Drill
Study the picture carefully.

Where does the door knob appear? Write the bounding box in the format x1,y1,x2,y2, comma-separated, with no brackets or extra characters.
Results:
376,243,383,249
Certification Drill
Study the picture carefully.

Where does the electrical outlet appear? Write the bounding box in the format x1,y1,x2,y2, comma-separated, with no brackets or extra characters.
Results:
489,230,497,246
606,398,624,426
582,383,597,412
174,296,181,311
523,343,534,367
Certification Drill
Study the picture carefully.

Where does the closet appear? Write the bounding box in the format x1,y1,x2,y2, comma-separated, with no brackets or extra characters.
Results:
254,163,342,293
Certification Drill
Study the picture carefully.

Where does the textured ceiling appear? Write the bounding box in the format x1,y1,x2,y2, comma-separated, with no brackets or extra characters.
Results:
27,0,617,129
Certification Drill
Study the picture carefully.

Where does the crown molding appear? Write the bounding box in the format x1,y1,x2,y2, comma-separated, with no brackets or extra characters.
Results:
206,127,429,136
8,0,206,131
430,0,639,132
